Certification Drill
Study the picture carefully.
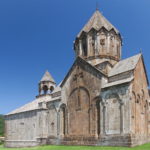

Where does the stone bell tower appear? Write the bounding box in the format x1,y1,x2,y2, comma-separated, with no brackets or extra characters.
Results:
74,10,122,68
39,70,56,95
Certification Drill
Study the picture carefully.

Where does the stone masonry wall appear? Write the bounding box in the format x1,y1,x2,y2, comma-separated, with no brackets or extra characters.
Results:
130,57,150,146
5,110,38,147
61,60,102,138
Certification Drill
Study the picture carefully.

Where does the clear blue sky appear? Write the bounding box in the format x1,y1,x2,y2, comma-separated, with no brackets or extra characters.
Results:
0,0,150,114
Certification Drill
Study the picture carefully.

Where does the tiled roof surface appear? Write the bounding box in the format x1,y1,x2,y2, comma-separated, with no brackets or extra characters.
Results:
109,54,141,77
77,10,119,37
40,70,55,83
7,83,62,115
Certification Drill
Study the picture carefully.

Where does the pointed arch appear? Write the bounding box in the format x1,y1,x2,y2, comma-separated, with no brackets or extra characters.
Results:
59,103,67,136
68,86,90,135
48,103,58,137
91,96,102,136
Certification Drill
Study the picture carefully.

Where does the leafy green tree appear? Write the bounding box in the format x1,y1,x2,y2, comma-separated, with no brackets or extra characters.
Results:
0,115,4,136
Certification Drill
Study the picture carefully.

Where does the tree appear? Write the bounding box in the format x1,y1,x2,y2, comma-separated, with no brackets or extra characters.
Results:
0,115,4,136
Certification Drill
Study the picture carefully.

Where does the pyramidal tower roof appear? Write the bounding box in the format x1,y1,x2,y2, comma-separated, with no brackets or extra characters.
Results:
40,70,55,83
77,10,119,37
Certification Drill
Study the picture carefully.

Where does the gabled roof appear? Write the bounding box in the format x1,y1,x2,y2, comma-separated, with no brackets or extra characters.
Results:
140,54,149,86
77,10,119,37
60,56,107,87
6,95,51,116
109,53,141,77
6,82,62,116
40,70,55,83
102,77,134,89
6,99,39,115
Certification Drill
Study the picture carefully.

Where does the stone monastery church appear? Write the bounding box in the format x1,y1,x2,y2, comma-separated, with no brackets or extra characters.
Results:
5,9,150,147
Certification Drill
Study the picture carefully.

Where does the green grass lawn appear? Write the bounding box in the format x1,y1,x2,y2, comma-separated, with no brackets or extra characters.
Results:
1,143,150,150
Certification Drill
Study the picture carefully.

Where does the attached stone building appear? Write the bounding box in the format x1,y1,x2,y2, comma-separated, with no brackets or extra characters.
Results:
5,10,150,147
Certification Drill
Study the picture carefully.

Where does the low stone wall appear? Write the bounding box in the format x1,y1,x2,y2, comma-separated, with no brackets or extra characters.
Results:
47,134,150,147
4,134,150,147
130,135,150,147
4,140,39,148
47,135,133,147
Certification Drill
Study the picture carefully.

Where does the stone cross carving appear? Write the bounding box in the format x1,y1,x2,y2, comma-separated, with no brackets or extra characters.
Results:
73,66,83,109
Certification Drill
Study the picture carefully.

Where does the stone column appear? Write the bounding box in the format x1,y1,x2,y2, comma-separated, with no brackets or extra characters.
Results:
120,101,124,134
57,111,60,137
66,109,69,136
103,105,106,135
88,106,92,135
100,101,106,136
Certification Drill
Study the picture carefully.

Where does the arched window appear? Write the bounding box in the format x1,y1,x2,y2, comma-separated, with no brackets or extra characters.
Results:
100,39,105,46
110,36,115,48
136,94,140,103
43,85,48,94
92,32,97,54
117,44,120,58
141,90,144,100
50,86,54,92
141,90,145,112
145,100,148,109
82,36,87,56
